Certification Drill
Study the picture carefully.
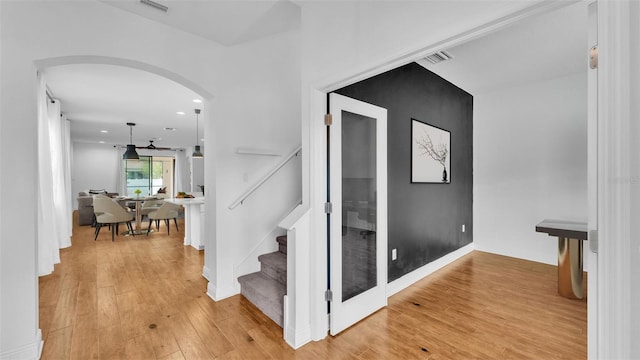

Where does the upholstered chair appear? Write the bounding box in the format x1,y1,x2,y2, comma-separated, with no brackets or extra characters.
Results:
93,197,135,241
146,202,181,235
139,199,164,220
90,194,111,227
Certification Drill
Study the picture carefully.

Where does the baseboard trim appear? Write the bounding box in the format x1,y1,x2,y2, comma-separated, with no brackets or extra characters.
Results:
285,324,312,349
206,282,238,302
0,329,42,360
283,294,312,349
387,243,474,297
202,266,213,282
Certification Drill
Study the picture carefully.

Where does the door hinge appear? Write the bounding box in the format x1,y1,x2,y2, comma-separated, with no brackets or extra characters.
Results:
589,229,598,253
325,289,333,302
324,113,333,126
324,202,333,214
589,45,598,69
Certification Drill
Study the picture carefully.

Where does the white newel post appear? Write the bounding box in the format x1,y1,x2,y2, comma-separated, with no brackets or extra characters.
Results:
280,206,312,349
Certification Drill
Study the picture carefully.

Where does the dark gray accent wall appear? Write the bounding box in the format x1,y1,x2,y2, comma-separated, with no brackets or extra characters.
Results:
335,62,473,282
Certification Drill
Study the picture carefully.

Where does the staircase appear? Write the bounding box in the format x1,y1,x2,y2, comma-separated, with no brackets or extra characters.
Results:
238,235,287,327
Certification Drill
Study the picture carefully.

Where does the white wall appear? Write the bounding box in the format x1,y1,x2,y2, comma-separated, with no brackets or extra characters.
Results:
473,72,587,265
71,142,120,208
631,2,640,354
192,153,204,194
1,1,302,355
207,28,302,299
0,1,219,357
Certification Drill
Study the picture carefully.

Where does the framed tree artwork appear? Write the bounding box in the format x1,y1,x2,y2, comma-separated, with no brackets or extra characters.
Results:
411,119,451,183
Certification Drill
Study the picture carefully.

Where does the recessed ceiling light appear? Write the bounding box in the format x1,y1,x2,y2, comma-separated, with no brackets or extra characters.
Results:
193,99,202,103
100,130,108,133
176,111,185,115
99,141,105,144
164,127,176,131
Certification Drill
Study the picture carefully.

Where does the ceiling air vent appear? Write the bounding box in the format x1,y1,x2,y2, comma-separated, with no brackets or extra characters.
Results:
424,50,454,64
140,0,168,12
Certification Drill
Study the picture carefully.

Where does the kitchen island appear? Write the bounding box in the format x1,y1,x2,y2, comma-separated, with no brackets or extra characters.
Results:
167,197,205,250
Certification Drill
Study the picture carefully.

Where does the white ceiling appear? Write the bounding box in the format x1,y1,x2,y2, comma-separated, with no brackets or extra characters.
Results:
99,0,300,46
45,64,205,149
417,2,587,94
46,1,586,151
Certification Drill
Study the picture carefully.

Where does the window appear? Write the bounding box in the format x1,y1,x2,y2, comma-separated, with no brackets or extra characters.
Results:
125,156,165,197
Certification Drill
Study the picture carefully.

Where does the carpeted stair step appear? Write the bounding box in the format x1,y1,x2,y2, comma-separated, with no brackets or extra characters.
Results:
238,272,286,327
258,251,287,285
276,235,288,254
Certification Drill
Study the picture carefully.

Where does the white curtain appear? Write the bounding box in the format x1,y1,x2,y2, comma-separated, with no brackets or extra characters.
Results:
63,118,73,237
37,72,72,276
116,146,125,195
175,149,190,195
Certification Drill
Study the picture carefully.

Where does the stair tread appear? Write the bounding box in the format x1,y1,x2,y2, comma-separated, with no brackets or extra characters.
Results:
258,251,286,269
276,235,287,246
238,272,286,298
239,272,286,327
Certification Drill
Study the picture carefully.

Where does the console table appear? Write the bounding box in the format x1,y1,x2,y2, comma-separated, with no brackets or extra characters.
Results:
535,219,588,299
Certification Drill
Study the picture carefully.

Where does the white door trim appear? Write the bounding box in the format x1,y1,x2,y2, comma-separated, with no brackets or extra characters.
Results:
586,2,598,359
328,93,388,335
595,1,637,358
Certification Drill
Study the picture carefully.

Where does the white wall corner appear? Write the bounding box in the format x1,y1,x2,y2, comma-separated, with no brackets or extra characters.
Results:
285,324,312,349
283,294,312,349
0,329,42,360
387,243,475,297
204,270,239,302
202,265,213,282
206,281,239,302
234,227,284,279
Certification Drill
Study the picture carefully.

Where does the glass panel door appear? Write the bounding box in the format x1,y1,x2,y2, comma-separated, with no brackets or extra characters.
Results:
341,111,377,301
125,156,167,197
329,93,388,335
151,160,164,195
125,156,151,196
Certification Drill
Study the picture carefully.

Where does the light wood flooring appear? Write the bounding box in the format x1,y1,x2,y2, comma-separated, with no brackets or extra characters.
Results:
39,213,587,359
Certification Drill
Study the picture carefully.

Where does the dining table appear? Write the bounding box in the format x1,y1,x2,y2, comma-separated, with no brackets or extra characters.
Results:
118,196,160,235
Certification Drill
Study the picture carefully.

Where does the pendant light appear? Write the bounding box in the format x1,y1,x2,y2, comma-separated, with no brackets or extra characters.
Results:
123,122,140,160
192,109,204,158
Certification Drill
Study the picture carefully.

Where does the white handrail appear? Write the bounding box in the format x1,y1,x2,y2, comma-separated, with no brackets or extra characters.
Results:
228,146,302,210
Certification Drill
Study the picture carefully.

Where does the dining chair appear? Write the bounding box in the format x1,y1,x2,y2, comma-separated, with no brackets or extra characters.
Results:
93,197,135,241
91,194,110,227
140,199,164,220
146,202,181,235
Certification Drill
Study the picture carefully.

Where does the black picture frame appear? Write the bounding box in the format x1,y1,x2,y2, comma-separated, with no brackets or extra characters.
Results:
411,118,451,183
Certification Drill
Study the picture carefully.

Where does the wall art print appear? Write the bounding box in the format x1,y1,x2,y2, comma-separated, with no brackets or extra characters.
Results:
411,119,451,183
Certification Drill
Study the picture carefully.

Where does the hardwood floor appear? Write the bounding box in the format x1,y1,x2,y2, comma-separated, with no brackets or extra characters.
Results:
39,214,587,359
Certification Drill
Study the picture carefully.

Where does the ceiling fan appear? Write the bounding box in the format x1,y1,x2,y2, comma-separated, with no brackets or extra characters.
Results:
136,140,173,151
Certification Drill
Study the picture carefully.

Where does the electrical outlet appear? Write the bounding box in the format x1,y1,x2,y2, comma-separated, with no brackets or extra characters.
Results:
462,224,466,233
392,248,397,261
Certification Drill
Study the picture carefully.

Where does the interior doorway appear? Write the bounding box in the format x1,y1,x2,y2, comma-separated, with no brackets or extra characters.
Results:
309,1,590,344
